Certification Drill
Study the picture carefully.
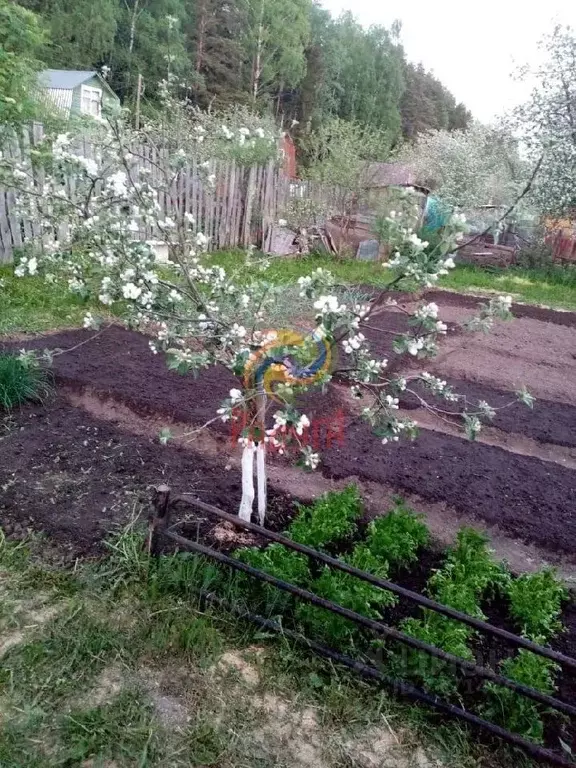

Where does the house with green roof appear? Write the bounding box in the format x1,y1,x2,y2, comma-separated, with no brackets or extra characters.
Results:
39,70,120,119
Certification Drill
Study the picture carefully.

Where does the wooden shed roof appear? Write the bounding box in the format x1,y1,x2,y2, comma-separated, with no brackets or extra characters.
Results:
364,163,429,193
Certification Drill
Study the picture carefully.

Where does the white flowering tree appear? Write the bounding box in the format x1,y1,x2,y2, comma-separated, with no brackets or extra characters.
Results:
398,124,527,211
512,24,576,219
1,105,533,526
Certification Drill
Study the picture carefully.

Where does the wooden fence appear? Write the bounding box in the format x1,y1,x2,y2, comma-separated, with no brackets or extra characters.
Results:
0,124,334,264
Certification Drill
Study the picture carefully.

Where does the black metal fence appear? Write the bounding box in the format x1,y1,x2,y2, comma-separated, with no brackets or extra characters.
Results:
147,485,576,768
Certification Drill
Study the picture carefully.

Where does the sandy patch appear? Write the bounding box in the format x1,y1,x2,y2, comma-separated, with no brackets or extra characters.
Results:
0,601,65,659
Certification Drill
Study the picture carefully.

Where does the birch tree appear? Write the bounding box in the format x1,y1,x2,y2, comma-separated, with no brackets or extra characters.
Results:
513,24,576,218
245,0,311,106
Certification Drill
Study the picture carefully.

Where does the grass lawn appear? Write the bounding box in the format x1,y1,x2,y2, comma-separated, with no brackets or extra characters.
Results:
3,254,576,339
211,249,397,287
0,267,110,335
0,526,535,768
440,263,576,310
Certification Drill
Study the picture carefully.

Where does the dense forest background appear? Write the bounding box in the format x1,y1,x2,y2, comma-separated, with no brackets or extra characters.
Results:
15,0,471,146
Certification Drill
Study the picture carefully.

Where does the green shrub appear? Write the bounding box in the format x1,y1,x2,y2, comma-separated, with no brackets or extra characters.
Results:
296,543,396,648
288,485,362,550
0,353,52,410
483,651,560,743
507,569,567,640
366,500,430,567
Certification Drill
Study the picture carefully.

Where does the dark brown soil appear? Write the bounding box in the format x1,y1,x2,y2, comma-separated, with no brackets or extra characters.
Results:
4,324,576,562
401,377,576,449
1,327,237,434
296,386,576,560
0,397,293,558
424,289,576,328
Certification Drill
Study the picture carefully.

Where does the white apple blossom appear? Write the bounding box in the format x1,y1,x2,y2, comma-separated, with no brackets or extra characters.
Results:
343,332,366,354
295,414,310,436
415,302,439,320
302,447,320,470
2,105,531,528
83,312,98,329
122,282,142,300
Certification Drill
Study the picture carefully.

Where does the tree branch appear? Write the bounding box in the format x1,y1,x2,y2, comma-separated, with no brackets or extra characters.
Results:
453,154,544,253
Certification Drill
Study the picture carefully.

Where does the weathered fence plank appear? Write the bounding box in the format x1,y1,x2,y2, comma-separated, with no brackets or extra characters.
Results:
0,128,336,263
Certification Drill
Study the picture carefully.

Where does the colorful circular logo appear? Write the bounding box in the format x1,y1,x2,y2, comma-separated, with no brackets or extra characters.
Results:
244,328,332,401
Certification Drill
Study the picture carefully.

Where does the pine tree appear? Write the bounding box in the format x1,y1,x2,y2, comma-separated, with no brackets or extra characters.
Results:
188,0,248,109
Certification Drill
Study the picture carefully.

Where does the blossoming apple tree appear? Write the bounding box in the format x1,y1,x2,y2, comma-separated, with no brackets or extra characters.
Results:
1,106,533,525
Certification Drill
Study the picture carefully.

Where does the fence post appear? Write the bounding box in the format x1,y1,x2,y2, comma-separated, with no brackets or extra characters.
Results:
148,484,171,556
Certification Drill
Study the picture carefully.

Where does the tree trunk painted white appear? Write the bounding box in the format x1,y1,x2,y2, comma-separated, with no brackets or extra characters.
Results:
238,444,255,522
256,442,266,525
255,386,268,525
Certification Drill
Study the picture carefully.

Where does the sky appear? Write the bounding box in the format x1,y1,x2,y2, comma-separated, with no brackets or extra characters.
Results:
320,0,576,122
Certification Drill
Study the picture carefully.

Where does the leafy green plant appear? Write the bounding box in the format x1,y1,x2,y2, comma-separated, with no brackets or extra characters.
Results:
507,569,567,640
366,499,430,568
482,567,566,741
296,543,396,648
234,543,311,613
429,528,508,602
483,651,560,743
389,527,507,697
288,486,362,550
395,612,474,696
0,353,52,410
236,544,311,586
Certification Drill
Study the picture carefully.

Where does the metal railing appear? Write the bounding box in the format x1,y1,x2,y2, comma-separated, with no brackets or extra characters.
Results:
148,485,576,768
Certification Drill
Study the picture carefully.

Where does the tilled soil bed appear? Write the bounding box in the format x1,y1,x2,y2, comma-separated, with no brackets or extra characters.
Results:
299,387,576,560
0,397,294,558
401,375,576,449
3,323,576,562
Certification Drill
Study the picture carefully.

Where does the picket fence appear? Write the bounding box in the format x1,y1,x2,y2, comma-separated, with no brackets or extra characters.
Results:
0,123,334,264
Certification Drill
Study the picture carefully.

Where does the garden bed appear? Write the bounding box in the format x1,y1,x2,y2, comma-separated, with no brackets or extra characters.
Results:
154,487,576,760
3,320,576,562
0,397,294,558
401,375,576,449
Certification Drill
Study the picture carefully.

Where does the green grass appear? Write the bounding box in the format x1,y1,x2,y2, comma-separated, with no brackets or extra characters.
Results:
4,253,576,342
439,264,576,310
0,353,53,409
59,690,160,765
211,249,397,287
0,524,540,768
0,266,108,334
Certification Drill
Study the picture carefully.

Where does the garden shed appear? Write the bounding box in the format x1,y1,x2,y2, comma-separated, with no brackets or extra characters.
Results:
39,70,120,119
325,163,429,259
